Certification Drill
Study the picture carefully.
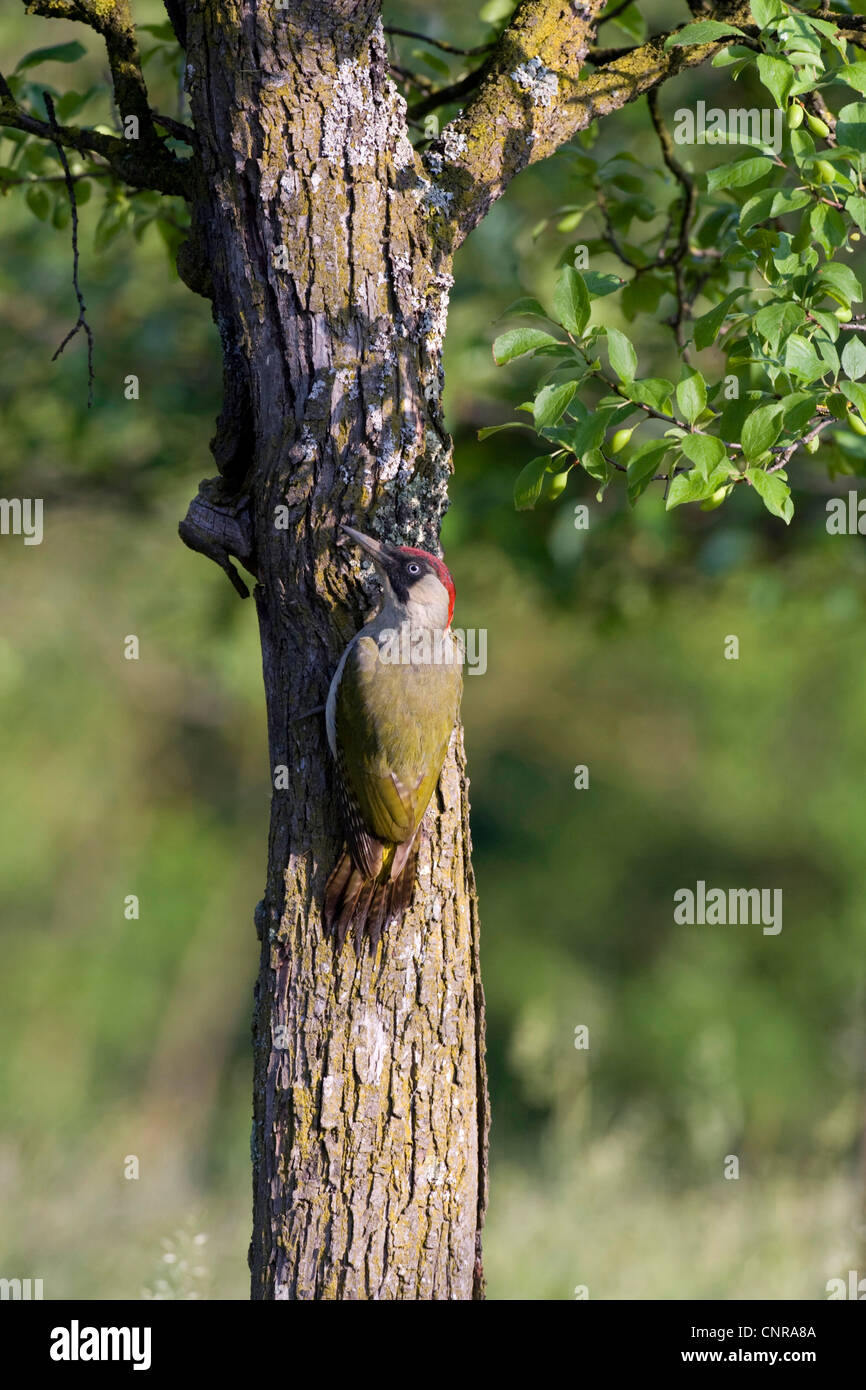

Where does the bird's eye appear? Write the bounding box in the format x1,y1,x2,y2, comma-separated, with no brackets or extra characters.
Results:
407,562,420,575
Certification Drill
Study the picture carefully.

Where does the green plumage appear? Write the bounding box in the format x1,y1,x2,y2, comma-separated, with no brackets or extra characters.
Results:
323,526,463,949
335,631,462,848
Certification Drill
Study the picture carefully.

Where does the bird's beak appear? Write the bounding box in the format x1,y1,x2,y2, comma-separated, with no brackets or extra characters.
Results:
340,524,388,566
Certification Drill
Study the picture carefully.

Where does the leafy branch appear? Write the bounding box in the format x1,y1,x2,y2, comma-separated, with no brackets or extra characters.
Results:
0,2,192,196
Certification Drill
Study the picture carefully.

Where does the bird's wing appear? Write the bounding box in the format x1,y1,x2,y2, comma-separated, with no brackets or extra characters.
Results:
334,634,461,850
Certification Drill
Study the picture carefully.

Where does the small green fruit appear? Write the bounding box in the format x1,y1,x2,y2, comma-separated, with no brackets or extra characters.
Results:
548,470,569,500
834,306,853,322
806,112,831,139
700,485,731,511
787,102,804,130
610,427,634,454
848,409,866,436
815,160,836,185
803,435,820,454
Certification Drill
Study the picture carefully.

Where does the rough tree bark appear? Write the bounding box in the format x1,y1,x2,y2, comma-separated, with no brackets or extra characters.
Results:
4,0,756,1301
181,2,493,1301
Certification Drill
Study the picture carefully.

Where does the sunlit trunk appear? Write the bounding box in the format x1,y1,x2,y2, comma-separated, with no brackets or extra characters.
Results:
181,0,488,1300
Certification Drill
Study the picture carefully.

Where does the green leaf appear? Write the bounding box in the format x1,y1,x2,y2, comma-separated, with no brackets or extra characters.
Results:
569,408,619,457
741,403,782,461
582,272,623,298
769,188,811,217
480,0,514,21
666,464,731,510
751,0,784,24
841,337,866,381
626,440,670,503
707,156,773,191
493,327,560,364
718,390,765,445
840,64,866,96
664,21,744,49
676,371,707,425
533,379,578,429
778,391,819,432
810,203,847,256
621,272,666,320
840,380,866,415
139,22,177,40
680,433,726,479
836,104,866,157
24,184,50,220
608,3,645,43
816,262,862,308
14,41,86,72
581,448,611,482
846,195,866,233
54,86,100,123
756,54,794,108
501,296,549,318
630,377,675,412
753,301,806,351
784,334,825,383
477,422,532,441
693,290,748,351
606,326,637,382
738,190,776,234
552,265,591,335
514,456,551,511
733,186,811,232
93,194,131,252
747,467,794,523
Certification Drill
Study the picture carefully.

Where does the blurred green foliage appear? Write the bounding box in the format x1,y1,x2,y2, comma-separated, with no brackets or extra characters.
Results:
1,0,865,1299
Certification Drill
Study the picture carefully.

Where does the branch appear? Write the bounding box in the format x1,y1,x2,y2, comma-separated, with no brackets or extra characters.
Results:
150,108,195,143
162,0,187,48
0,86,190,195
647,89,696,351
384,26,493,57
11,0,194,194
431,0,755,247
44,91,94,406
24,0,160,150
410,65,490,119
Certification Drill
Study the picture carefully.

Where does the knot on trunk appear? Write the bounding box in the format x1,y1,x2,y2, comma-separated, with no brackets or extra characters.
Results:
179,479,256,598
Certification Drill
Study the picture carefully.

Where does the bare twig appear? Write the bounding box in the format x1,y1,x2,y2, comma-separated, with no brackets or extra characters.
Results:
44,92,94,408
384,27,494,57
150,108,195,143
0,70,188,195
389,64,436,94
409,65,490,120
767,418,834,473
648,89,698,351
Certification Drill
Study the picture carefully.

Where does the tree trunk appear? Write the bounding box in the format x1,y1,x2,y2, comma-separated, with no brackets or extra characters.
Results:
181,3,488,1299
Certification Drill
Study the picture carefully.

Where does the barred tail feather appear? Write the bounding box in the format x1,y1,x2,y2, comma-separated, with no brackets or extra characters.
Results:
323,839,420,951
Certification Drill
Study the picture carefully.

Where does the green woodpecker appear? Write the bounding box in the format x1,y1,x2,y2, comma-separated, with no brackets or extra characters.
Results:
324,525,463,950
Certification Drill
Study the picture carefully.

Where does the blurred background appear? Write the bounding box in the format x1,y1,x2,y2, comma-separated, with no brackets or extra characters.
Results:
2,0,865,1300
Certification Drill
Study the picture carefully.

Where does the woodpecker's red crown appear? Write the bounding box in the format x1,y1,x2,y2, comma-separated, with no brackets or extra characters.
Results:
341,526,456,626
